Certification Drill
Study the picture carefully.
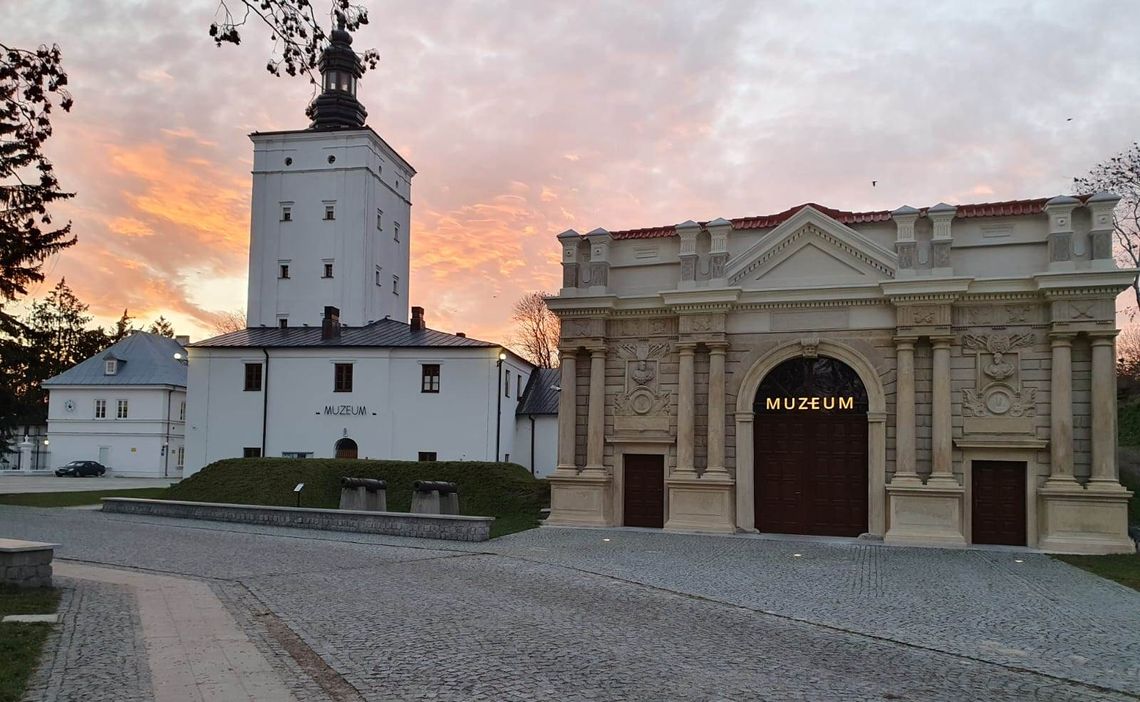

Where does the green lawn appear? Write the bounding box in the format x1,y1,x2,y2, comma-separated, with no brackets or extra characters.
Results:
1055,553,1140,592
0,488,169,508
0,585,60,702
166,458,550,538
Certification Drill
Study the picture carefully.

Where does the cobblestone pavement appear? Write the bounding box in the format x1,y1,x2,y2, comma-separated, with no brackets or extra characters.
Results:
3,506,1139,701
23,577,152,702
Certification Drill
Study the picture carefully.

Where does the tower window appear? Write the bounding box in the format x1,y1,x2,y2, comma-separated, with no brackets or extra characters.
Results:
279,263,290,279
418,452,437,462
323,262,334,279
334,363,354,393
244,363,263,392
376,209,383,230
116,400,129,419
278,318,288,329
421,364,440,393
281,205,292,222
392,275,399,295
394,221,400,243
505,370,511,397
179,401,186,421
324,204,335,220
95,399,107,419
375,266,382,286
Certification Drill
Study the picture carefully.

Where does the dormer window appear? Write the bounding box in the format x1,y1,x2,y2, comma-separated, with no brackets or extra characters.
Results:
104,359,118,376
324,203,336,221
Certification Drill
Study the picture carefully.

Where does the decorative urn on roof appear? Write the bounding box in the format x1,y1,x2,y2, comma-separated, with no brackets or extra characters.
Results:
307,12,368,130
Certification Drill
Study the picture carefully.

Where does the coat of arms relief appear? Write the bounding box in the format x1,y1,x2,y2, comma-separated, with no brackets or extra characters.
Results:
614,342,671,417
960,333,1037,418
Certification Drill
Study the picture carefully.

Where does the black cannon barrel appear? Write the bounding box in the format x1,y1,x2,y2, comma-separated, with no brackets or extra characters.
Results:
341,477,387,491
413,480,458,494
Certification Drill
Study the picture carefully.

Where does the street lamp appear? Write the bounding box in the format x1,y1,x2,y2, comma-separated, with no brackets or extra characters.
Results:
495,351,507,462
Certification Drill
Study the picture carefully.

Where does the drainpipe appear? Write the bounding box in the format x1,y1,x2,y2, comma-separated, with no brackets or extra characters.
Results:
529,415,536,476
163,387,172,477
495,354,504,462
261,348,269,457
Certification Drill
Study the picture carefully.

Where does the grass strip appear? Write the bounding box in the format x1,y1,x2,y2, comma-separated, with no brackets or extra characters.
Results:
1055,553,1140,592
0,585,59,702
0,487,170,508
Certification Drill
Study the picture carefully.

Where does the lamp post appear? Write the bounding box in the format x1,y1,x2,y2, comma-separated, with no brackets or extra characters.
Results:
495,351,507,461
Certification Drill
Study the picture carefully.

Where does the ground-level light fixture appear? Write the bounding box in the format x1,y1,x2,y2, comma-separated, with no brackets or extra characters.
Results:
792,553,802,558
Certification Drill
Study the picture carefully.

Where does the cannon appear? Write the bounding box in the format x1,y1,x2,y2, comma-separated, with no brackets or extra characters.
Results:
339,476,388,511
411,480,459,515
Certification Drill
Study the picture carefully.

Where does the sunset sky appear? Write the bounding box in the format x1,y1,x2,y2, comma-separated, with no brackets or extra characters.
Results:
6,0,1140,344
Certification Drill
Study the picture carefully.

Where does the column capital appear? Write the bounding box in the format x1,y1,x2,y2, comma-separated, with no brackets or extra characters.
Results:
706,341,729,353
676,342,698,354
1088,330,1119,344
735,411,754,424
893,336,917,350
930,335,955,348
586,345,607,355
1048,331,1077,345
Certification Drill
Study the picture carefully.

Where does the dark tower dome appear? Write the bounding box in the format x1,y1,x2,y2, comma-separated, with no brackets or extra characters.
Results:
307,13,368,130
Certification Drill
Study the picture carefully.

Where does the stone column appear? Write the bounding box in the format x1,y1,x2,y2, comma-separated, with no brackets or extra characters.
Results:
928,336,956,486
675,343,698,477
1089,332,1122,489
1046,333,1076,486
893,338,920,485
583,347,607,476
554,350,578,475
705,343,729,478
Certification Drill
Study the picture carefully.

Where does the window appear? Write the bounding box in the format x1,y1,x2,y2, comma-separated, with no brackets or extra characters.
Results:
392,275,399,295
334,363,353,392
375,266,382,286
394,221,400,243
324,203,335,220
243,447,262,458
244,363,263,391
418,452,437,462
279,263,290,279
278,318,289,329
377,209,383,230
505,370,511,397
116,400,129,419
176,446,184,468
421,364,440,393
179,401,186,421
281,205,292,222
94,399,106,419
282,451,312,459
517,375,523,398
323,262,334,279
104,359,117,375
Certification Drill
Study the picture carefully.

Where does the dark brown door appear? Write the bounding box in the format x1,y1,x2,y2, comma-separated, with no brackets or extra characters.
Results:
334,438,358,459
755,412,868,536
623,454,664,528
972,461,1026,546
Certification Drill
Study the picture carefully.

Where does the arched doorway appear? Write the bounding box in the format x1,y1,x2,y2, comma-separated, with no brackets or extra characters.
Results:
754,356,869,536
334,438,358,459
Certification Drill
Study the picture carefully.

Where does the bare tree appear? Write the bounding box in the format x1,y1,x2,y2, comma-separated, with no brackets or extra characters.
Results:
1117,325,1140,399
211,308,247,334
511,292,560,368
1075,142,1140,317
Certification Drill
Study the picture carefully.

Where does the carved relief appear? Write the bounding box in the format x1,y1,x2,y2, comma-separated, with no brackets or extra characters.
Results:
800,335,820,359
897,304,948,327
678,314,726,336
563,317,604,340
610,317,675,338
960,333,1037,423
1049,298,1114,324
953,303,1042,327
614,343,672,427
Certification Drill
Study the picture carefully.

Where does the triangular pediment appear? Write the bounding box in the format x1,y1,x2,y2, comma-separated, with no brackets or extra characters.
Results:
726,206,897,288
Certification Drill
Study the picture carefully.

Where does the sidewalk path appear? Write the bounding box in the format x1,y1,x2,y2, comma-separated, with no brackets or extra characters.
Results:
50,562,298,702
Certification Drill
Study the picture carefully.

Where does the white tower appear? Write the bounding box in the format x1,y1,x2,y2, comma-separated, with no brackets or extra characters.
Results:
245,19,414,329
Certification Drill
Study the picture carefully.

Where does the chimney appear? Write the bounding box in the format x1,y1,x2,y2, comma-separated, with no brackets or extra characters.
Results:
321,306,341,340
175,335,190,346
410,306,425,332
455,332,466,338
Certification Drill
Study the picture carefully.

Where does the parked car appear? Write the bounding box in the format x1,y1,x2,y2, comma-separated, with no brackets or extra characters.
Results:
54,461,107,477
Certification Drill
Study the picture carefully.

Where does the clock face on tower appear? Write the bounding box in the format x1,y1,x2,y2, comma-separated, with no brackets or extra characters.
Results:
64,400,75,412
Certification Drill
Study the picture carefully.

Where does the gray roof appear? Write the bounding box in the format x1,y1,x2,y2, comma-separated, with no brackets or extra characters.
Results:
191,318,498,349
43,332,188,387
517,368,560,416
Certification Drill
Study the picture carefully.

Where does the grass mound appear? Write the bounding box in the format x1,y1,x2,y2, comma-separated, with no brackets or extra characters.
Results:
165,458,550,537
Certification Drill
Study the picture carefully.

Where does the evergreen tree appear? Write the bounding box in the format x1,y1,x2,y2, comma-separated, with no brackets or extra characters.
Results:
148,316,175,338
108,309,133,342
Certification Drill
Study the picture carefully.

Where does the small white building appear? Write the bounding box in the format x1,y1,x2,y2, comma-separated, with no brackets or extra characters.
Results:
185,307,533,472
515,367,560,477
43,332,189,477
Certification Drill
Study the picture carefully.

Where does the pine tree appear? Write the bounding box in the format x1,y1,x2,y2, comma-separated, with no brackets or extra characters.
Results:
149,316,175,338
108,309,134,342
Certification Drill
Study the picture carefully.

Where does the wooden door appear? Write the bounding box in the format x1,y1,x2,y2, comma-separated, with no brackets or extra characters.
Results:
623,454,664,528
971,461,1026,546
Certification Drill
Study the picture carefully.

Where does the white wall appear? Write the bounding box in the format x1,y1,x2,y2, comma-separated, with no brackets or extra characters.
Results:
46,385,186,477
246,129,414,329
513,415,558,477
185,346,533,475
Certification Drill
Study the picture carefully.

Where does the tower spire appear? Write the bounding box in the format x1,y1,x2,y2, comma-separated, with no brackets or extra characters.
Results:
307,11,368,129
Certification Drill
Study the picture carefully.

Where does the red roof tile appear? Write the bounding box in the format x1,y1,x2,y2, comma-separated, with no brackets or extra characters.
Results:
606,196,1087,240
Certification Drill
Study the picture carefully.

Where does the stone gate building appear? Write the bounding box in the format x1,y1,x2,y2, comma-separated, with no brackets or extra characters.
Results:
545,194,1135,554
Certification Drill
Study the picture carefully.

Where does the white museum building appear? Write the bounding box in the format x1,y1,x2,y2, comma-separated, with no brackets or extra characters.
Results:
183,23,541,475
43,331,189,477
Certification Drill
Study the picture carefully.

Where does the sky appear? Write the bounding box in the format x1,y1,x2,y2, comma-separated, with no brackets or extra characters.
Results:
5,0,1140,344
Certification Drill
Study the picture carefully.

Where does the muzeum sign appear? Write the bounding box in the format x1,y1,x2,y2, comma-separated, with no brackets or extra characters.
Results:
543,196,1135,554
